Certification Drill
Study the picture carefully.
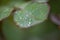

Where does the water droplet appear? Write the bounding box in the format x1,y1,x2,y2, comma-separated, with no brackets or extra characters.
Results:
20,17,22,19
27,22,31,26
26,14,29,17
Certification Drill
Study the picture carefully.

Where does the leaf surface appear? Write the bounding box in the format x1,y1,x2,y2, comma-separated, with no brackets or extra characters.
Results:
14,3,50,28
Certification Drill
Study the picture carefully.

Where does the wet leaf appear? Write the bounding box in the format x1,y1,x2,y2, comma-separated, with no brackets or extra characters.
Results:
0,6,13,21
14,3,50,28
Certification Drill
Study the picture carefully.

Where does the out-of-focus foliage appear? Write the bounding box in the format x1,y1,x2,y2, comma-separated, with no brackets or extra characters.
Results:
14,3,49,28
0,0,29,21
0,0,60,40
0,6,13,21
49,0,60,14
31,0,48,3
2,16,29,40
2,16,59,40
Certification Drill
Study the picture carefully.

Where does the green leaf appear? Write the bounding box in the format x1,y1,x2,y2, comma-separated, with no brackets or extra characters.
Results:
29,19,57,36
14,3,50,28
0,1,30,21
0,6,13,21
9,1,31,9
